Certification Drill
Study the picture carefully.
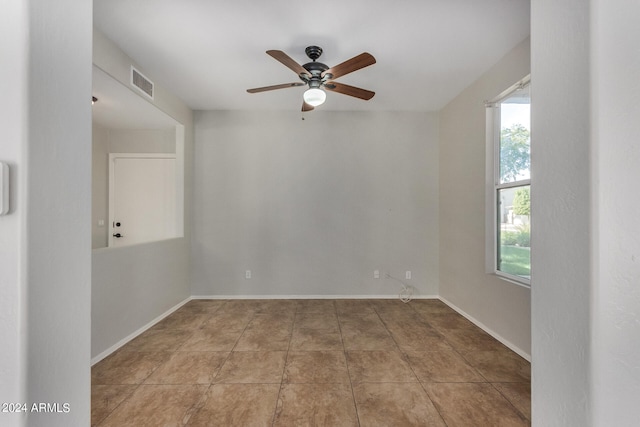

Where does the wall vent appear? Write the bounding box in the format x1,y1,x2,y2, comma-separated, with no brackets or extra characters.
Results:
130,66,154,99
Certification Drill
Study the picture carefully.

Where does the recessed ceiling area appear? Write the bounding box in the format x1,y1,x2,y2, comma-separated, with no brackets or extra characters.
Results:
93,0,530,112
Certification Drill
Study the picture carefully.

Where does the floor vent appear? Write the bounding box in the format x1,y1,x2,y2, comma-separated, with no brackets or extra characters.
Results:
131,66,154,99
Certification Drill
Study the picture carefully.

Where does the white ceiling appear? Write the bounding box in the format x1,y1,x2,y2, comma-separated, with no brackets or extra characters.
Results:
93,0,530,112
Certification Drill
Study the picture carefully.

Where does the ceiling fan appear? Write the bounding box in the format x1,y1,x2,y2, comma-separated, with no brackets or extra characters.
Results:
247,46,376,112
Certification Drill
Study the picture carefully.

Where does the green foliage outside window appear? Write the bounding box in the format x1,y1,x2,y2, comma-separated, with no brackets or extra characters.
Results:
513,187,530,216
500,124,530,183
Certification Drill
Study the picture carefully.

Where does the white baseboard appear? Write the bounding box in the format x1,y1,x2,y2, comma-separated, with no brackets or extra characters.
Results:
190,294,439,300
91,297,192,366
438,296,531,362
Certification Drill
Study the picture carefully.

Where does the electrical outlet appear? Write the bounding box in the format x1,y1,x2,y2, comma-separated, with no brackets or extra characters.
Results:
374,270,380,279
405,271,412,280
245,270,252,279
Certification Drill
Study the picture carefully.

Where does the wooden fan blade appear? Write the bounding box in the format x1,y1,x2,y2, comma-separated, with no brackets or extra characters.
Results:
302,101,314,112
247,82,305,93
267,50,310,77
322,52,376,80
324,81,375,100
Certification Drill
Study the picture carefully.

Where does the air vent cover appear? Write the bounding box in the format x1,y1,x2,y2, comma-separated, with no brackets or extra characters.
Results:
131,66,154,99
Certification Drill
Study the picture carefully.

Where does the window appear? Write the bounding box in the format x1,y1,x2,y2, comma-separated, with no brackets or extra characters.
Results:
486,76,531,286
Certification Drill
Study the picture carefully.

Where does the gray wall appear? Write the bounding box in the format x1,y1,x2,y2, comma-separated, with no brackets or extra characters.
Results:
439,39,531,357
91,30,194,361
192,110,439,298
0,1,92,426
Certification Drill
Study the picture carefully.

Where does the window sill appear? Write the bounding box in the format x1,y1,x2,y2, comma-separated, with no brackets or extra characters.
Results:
493,271,531,289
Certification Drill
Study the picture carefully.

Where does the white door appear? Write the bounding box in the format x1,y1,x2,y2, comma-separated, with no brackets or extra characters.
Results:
108,154,176,247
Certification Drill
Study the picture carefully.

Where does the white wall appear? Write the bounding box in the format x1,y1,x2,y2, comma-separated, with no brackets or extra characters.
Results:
192,110,439,298
91,30,194,360
0,1,92,426
531,1,591,425
0,2,28,425
439,39,531,357
591,0,640,424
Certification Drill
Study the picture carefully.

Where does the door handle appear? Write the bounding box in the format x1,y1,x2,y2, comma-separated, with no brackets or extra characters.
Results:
113,233,124,238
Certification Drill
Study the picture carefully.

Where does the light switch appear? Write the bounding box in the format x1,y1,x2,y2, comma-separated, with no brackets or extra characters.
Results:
0,162,8,215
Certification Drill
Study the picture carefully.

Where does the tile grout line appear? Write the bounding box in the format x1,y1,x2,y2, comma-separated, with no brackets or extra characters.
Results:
270,305,296,427
403,304,453,426
94,383,141,427
182,383,213,427
184,299,252,426
337,305,363,427
389,303,460,426
95,342,181,425
487,381,531,423
411,303,492,383
373,304,444,403
411,302,532,425
159,300,227,426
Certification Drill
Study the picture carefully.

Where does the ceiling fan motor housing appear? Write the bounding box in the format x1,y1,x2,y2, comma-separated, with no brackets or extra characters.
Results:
301,46,331,86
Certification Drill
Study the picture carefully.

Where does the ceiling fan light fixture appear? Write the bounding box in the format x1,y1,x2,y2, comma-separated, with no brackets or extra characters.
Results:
303,88,326,107
247,47,376,111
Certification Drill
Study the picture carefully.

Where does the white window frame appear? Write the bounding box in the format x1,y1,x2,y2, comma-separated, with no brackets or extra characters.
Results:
485,75,531,287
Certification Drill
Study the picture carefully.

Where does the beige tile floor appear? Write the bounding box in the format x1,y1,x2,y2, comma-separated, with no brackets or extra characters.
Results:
92,299,531,426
